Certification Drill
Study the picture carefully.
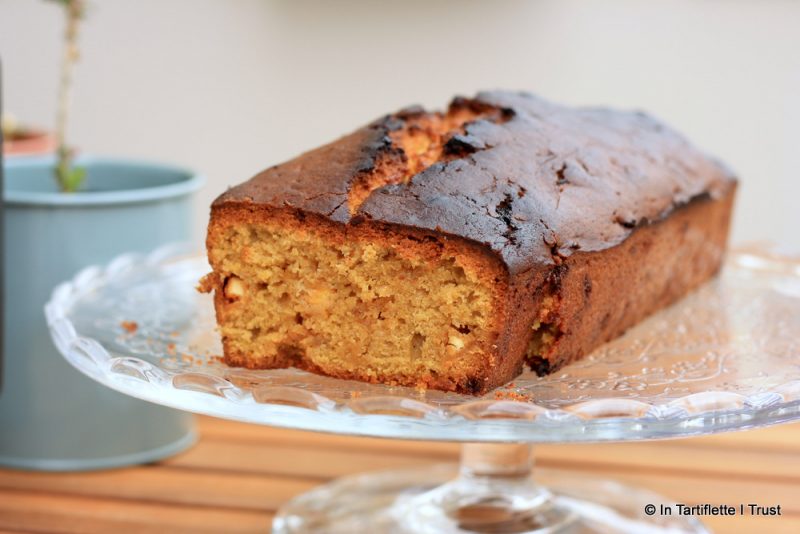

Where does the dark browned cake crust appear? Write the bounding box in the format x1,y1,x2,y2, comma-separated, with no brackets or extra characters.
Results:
204,91,737,394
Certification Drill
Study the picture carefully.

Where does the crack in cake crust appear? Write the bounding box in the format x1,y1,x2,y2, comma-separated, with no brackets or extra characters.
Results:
347,99,512,215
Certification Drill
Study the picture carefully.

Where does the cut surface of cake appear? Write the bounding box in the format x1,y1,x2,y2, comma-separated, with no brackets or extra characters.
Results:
201,91,736,394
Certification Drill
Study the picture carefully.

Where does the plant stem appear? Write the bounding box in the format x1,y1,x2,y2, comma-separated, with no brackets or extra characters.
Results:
54,0,85,192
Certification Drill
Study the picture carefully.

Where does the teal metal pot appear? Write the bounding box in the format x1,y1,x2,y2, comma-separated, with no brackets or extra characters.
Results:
1,156,203,470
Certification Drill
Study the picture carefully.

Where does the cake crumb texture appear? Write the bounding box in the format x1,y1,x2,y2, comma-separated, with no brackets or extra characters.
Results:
206,209,509,393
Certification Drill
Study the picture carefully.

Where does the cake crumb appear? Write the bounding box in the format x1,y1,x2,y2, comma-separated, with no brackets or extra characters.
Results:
120,321,138,334
493,390,532,402
166,343,176,356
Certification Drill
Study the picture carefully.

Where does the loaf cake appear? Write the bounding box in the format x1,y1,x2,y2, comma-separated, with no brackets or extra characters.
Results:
201,91,736,395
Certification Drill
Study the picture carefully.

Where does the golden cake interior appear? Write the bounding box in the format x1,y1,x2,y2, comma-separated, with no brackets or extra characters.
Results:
204,214,505,390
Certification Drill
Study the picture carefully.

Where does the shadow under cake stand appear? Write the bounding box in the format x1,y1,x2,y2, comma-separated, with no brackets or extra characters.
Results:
46,244,800,533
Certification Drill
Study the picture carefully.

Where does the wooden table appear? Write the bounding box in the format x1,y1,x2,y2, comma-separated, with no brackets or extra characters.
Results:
0,416,797,533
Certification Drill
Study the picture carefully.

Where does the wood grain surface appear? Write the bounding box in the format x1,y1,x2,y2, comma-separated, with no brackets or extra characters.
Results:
0,416,797,533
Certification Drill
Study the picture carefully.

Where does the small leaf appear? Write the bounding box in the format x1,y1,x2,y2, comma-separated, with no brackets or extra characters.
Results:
44,0,86,17
63,166,87,193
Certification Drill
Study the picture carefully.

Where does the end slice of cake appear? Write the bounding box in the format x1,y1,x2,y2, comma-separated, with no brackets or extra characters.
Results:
201,91,736,394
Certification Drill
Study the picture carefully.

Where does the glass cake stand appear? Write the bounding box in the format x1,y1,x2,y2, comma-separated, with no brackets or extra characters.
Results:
45,243,800,533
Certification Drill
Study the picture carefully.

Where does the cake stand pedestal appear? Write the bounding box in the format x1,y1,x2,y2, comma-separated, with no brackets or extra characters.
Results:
46,244,800,533
273,443,712,533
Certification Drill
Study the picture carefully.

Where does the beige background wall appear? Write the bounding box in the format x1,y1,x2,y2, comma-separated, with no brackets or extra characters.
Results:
2,0,799,248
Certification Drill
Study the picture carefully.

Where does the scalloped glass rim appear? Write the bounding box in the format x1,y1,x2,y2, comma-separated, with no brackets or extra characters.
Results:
45,243,800,443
